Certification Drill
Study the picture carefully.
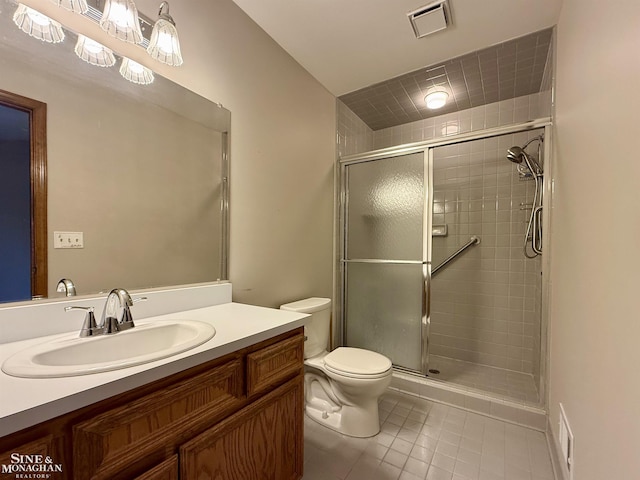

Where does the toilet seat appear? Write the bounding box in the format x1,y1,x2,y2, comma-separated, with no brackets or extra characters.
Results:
323,347,392,379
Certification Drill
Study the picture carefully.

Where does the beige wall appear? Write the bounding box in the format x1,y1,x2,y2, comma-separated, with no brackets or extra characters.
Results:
550,1,640,478
20,0,336,307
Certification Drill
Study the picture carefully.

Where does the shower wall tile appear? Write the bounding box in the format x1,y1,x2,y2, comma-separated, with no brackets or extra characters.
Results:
428,130,544,375
337,99,374,157
537,30,555,119
372,93,547,151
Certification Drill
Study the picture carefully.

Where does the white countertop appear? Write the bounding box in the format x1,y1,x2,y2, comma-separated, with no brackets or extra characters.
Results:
0,302,309,437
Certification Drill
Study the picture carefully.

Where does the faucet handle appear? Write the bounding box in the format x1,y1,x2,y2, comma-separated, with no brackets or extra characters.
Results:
65,306,103,338
119,296,148,332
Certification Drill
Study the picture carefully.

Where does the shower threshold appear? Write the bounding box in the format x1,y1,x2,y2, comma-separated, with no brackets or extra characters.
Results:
389,360,546,430
427,355,540,406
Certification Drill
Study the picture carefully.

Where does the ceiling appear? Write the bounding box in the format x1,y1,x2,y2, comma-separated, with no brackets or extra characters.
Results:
340,28,552,130
230,0,563,97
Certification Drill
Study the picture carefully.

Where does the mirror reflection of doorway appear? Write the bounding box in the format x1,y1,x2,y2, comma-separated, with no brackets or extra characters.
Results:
0,90,47,302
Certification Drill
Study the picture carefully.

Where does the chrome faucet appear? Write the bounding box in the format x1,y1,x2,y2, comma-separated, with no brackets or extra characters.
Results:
64,288,147,337
101,288,147,334
56,278,77,297
64,306,103,337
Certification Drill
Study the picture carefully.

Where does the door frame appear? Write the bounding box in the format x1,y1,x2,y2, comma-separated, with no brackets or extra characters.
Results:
338,150,431,375
0,89,48,299
336,119,551,378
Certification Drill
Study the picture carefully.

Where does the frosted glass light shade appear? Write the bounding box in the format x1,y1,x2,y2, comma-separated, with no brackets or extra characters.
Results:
147,3,182,66
425,90,448,109
13,4,65,43
100,0,143,44
147,18,183,66
75,35,116,67
50,0,88,14
119,58,154,85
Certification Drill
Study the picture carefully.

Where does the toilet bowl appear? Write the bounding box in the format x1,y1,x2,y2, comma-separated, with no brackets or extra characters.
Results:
280,298,392,438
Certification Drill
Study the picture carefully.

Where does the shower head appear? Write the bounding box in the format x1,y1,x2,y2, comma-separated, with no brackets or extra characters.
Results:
506,145,543,175
507,146,525,164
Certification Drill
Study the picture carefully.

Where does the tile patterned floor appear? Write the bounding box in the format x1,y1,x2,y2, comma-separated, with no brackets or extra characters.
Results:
427,355,540,406
303,390,555,480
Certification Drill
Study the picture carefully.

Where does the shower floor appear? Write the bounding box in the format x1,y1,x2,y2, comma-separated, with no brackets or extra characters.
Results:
427,355,540,406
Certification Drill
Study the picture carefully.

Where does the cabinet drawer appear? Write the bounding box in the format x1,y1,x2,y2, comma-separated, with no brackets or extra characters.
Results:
247,333,303,398
181,376,304,480
73,358,243,480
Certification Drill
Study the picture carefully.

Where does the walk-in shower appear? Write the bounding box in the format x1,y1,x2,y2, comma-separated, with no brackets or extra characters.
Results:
338,123,550,408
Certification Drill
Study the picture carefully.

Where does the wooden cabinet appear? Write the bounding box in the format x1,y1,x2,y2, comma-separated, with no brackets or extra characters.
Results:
73,359,244,480
0,327,304,480
181,376,303,480
134,456,178,480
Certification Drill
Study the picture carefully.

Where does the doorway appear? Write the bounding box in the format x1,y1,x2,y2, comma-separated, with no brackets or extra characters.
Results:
0,89,47,302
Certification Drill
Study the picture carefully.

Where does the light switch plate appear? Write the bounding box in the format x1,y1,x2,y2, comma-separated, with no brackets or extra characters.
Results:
54,231,84,249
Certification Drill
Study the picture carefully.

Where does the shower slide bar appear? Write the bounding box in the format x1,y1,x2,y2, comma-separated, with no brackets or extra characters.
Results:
432,235,481,276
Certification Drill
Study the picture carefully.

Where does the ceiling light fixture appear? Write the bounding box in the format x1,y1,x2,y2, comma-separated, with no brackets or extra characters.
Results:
424,87,449,109
75,35,116,67
119,57,154,84
50,0,88,14
13,4,65,43
147,2,182,66
100,0,143,43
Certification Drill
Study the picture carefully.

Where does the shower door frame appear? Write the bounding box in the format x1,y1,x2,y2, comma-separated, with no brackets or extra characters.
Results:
337,119,552,385
339,150,433,375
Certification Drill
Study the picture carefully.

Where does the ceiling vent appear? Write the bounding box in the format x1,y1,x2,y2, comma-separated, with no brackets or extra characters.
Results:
408,0,450,39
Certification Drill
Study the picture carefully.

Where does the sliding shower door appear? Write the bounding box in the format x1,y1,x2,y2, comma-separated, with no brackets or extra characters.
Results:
341,152,430,374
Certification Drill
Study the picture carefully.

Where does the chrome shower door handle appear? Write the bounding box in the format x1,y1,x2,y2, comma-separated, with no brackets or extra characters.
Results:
421,261,431,375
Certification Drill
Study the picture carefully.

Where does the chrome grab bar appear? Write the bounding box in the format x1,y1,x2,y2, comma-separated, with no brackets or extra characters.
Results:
432,236,481,276
341,259,427,264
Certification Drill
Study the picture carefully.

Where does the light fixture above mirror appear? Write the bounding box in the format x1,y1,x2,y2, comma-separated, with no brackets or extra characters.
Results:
147,1,182,66
75,34,115,66
11,0,182,85
119,56,154,84
13,4,65,43
50,0,88,14
99,0,142,43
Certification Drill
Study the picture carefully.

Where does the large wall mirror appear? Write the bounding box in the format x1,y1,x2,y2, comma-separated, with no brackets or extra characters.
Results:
0,0,230,304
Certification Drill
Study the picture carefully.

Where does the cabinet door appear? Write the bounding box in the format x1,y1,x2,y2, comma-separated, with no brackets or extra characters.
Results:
73,359,244,480
133,456,178,480
181,375,303,480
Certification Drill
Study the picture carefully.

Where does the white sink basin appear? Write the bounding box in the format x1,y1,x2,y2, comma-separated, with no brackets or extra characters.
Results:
2,320,216,378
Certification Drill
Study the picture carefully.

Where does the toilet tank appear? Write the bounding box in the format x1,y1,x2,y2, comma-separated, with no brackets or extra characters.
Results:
280,297,331,359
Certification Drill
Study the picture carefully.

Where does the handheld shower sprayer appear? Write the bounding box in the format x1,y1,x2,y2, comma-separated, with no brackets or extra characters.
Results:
506,135,544,258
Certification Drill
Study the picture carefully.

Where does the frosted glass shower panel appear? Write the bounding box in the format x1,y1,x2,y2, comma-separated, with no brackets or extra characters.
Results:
345,262,423,371
346,153,424,260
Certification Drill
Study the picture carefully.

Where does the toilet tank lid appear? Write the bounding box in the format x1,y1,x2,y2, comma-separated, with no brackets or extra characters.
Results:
280,297,331,313
324,347,392,376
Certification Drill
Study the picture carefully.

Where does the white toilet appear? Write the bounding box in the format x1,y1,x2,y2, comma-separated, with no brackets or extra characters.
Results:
281,297,392,438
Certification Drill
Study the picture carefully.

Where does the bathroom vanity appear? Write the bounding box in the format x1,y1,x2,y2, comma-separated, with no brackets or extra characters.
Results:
0,285,308,480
